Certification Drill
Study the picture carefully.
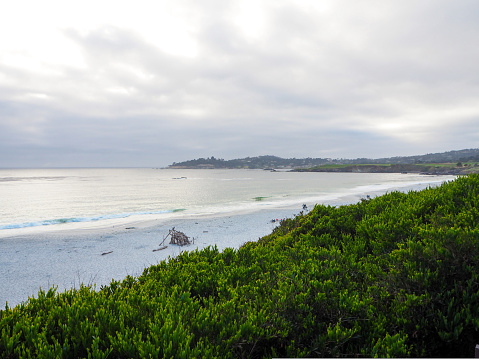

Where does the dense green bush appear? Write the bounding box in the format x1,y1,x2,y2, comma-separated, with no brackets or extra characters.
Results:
2,175,479,358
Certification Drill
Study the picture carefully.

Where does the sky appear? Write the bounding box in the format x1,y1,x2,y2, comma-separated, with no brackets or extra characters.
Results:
1,0,478,168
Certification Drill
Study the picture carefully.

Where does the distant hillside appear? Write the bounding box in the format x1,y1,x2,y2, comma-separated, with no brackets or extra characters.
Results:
294,163,479,175
169,155,330,169
358,148,479,165
168,149,479,169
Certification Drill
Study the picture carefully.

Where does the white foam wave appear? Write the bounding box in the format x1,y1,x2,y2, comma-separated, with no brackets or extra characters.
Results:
0,209,185,230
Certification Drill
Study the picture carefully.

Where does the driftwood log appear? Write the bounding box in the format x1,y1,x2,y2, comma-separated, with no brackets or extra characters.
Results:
152,245,168,252
161,227,193,246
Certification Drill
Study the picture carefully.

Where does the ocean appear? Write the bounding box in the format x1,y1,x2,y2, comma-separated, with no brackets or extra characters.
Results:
0,168,453,235
0,168,455,307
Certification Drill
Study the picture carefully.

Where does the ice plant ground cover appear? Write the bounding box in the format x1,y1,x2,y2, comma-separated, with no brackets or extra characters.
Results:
1,175,479,358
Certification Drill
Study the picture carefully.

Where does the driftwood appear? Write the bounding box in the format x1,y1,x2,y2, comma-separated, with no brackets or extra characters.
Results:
153,245,168,252
161,227,193,246
101,251,113,256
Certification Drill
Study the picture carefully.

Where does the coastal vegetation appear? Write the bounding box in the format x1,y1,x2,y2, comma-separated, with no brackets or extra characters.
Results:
2,175,479,357
293,162,479,175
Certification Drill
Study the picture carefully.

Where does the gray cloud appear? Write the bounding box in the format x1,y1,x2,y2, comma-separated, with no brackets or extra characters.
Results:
1,0,478,167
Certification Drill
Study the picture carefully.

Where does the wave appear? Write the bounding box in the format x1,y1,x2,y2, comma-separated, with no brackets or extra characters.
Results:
0,209,186,230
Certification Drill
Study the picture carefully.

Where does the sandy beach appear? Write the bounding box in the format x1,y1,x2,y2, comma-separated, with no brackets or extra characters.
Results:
0,207,302,308
0,178,452,308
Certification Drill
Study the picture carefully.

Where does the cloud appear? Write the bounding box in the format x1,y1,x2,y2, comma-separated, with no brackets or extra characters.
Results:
0,0,478,167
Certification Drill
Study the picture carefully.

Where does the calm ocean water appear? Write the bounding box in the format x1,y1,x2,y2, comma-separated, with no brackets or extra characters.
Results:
0,168,453,233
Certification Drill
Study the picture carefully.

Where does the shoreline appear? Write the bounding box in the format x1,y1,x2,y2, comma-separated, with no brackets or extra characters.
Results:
0,207,299,309
0,177,455,308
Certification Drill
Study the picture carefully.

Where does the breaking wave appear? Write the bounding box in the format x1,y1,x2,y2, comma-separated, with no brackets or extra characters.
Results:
0,209,186,230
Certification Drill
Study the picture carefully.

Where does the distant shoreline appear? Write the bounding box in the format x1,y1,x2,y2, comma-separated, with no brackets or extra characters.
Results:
169,164,476,175
292,163,476,176
168,149,479,171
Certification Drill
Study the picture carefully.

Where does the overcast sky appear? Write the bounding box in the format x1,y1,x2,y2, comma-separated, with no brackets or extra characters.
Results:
1,0,478,167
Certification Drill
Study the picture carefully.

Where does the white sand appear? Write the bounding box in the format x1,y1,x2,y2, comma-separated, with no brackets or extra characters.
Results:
0,208,301,308
0,178,452,308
